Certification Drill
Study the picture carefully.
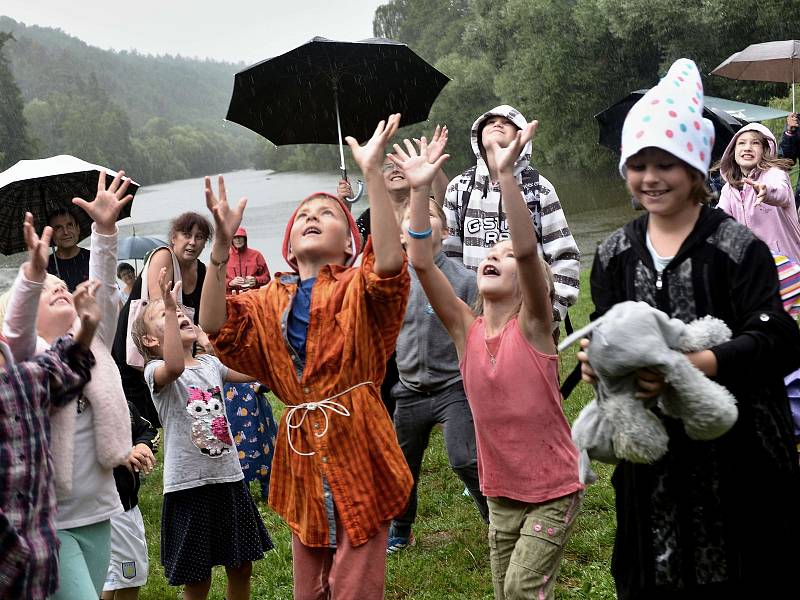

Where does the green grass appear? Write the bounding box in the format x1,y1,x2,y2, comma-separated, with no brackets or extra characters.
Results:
137,270,617,599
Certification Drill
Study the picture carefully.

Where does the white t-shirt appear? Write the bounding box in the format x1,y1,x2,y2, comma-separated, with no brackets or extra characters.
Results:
56,400,124,529
646,231,674,273
145,354,243,493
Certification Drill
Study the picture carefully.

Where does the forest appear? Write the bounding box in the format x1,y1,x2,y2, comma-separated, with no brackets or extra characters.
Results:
0,1,796,183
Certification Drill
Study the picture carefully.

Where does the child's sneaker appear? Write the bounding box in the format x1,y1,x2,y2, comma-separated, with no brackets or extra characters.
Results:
387,530,415,554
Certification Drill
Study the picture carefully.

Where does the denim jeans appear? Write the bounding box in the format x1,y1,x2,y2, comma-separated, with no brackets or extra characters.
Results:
391,380,489,536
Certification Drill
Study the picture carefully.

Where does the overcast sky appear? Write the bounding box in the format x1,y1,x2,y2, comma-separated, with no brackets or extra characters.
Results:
2,0,387,64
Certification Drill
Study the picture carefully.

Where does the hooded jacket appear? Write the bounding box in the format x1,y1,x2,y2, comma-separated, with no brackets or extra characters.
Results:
592,205,800,597
441,105,580,322
226,227,271,293
717,122,800,261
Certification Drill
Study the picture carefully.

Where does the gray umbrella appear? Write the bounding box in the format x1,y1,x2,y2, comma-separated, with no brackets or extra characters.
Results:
712,40,800,112
118,235,167,261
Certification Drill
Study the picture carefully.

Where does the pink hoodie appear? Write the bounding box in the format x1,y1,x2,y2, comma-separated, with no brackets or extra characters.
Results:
717,122,800,261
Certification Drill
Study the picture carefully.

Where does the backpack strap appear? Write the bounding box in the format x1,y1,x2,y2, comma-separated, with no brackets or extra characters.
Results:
458,167,477,242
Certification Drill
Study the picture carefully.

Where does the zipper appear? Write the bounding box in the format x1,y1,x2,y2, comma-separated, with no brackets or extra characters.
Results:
656,271,663,290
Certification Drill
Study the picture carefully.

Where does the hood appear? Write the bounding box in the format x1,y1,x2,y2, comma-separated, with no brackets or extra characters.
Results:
470,105,531,178
231,226,248,253
282,192,363,271
719,122,777,183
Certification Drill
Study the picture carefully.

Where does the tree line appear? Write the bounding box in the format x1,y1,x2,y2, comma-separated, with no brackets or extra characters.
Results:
1,4,796,182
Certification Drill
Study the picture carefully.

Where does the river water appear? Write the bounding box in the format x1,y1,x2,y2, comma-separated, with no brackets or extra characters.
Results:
0,168,634,289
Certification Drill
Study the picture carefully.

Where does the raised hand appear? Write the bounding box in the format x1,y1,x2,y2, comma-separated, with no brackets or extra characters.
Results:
425,125,448,164
157,266,182,311
345,114,401,174
388,136,450,190
72,169,134,235
485,121,539,177
73,279,102,348
205,175,247,248
742,177,768,206
22,212,53,283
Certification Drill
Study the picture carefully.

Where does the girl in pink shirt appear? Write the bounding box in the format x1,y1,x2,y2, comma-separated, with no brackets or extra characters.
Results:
392,123,582,600
716,122,800,261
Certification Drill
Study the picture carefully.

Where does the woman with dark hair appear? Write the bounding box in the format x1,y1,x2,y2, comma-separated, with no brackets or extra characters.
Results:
112,212,213,427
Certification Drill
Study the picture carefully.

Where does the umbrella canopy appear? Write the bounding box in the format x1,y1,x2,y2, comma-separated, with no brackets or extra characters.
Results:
227,37,450,146
226,36,449,191
0,155,138,255
712,40,800,111
118,235,167,261
595,90,745,163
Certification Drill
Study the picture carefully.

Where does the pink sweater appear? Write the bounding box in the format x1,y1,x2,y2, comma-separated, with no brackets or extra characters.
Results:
717,167,800,261
460,317,582,503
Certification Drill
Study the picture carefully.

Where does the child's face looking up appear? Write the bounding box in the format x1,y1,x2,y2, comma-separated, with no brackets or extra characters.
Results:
481,115,518,150
625,148,694,217
476,240,520,300
734,131,766,172
288,196,352,267
382,160,409,194
143,299,197,353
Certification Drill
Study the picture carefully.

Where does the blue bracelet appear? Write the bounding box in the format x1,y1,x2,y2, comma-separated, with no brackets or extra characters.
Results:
407,226,433,239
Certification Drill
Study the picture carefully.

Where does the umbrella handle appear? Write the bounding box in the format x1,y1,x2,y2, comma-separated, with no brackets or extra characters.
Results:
343,179,364,204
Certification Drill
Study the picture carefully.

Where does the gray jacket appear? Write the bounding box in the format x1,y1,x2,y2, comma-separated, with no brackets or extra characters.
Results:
396,250,477,393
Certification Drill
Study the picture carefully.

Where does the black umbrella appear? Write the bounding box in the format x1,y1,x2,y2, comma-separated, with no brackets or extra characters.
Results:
0,155,137,255
226,36,450,186
118,235,167,261
595,90,744,163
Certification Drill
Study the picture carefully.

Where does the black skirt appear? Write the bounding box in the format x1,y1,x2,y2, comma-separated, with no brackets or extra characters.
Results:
161,479,273,585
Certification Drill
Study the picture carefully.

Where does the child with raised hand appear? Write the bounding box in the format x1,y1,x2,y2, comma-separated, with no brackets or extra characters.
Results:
578,59,800,599
131,268,272,600
396,126,583,600
200,115,413,600
716,122,800,261
0,214,99,600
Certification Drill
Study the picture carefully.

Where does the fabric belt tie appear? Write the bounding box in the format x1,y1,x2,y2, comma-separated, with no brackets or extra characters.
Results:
285,381,374,456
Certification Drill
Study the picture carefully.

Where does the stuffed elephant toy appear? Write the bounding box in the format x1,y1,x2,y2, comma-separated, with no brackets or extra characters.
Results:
560,301,738,482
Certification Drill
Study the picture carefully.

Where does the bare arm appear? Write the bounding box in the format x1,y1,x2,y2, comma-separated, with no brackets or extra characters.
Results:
152,270,185,388
487,122,555,354
390,136,474,355
146,248,174,303
224,367,257,384
346,114,404,277
200,176,247,335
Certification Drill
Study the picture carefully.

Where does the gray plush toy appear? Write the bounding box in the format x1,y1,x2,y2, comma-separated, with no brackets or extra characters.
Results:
559,301,738,482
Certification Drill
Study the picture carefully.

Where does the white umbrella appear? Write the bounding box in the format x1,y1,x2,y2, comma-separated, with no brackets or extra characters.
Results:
712,40,800,112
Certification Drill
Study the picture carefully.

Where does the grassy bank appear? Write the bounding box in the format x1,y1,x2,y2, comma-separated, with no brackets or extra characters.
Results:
137,270,617,599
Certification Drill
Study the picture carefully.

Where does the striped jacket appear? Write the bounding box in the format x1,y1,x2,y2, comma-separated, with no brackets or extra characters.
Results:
441,104,580,321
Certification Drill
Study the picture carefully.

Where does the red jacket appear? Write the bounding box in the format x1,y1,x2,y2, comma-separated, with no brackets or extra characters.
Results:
226,234,270,294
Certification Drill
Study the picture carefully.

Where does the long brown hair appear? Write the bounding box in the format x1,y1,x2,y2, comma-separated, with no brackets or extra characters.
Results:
714,130,794,191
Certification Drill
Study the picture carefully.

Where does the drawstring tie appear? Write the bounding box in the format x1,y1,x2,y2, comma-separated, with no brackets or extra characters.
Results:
285,381,374,456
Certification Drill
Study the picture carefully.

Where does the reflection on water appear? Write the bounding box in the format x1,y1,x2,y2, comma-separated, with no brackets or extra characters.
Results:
0,168,636,290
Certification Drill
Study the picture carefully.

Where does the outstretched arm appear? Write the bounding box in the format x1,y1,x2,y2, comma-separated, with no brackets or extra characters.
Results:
390,137,474,355
200,176,247,334
486,121,555,354
346,114,403,277
152,270,186,388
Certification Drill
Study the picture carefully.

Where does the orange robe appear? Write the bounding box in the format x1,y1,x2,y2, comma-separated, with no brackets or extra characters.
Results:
209,242,413,547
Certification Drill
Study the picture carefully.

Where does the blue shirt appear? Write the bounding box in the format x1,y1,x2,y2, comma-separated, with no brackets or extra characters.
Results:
287,278,316,366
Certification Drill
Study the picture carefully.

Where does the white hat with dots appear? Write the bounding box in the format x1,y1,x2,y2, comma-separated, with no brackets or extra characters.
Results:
619,58,715,177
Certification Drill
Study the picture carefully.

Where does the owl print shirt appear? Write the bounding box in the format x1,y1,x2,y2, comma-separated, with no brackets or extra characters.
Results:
145,354,244,493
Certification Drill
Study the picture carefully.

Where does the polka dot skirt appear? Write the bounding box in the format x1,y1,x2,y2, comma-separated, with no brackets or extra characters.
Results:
160,480,273,585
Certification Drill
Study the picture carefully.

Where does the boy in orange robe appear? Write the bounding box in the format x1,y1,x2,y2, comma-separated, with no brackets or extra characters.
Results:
200,115,413,600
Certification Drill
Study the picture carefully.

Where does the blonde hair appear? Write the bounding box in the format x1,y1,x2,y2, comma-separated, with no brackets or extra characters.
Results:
130,298,162,364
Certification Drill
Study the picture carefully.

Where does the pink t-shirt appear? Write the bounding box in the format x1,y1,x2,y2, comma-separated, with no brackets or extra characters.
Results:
461,317,582,503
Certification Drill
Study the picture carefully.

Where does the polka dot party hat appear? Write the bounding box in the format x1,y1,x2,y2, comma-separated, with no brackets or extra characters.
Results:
619,58,715,177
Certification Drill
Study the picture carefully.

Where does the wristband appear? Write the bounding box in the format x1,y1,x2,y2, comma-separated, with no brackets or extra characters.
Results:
407,226,433,239
209,252,230,267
